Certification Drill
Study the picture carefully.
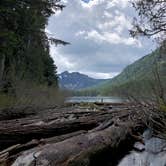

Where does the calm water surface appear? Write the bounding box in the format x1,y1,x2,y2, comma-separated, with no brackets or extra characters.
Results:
66,96,124,103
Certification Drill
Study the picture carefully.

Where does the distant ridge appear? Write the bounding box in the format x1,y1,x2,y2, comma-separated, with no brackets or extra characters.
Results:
58,71,108,90
79,48,166,97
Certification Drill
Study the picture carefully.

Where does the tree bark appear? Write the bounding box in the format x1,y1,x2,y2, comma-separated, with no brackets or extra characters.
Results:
11,121,143,166
0,54,5,82
0,104,152,166
0,110,117,150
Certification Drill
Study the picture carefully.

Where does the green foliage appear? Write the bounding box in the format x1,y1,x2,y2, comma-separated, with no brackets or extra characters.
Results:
0,0,64,89
159,98,166,112
0,93,15,108
80,47,166,100
0,81,67,109
160,104,166,112
0,0,69,109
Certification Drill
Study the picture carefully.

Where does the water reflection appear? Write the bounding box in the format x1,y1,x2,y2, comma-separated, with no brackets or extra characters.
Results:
66,96,123,103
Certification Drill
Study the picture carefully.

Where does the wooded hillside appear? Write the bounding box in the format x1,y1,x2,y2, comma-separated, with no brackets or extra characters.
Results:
0,0,68,108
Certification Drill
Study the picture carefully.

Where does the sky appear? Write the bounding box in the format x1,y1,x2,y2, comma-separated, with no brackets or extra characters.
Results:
47,0,156,79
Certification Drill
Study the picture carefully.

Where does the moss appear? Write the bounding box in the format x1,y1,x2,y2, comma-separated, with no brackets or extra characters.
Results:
0,93,16,109
160,103,166,112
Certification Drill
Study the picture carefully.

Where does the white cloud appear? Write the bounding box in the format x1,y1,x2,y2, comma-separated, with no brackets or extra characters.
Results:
82,71,119,79
85,30,104,43
80,0,129,9
75,30,86,36
104,32,142,46
74,1,140,47
50,46,76,72
99,12,131,34
103,11,112,18
106,0,129,9
45,28,51,34
79,30,142,47
47,0,154,78
61,0,68,3
80,0,105,8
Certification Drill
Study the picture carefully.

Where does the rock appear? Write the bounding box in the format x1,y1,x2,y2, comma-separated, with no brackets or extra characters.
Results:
118,130,166,166
145,137,166,154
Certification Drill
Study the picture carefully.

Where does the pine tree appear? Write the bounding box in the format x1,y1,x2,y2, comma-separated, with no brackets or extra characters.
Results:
0,0,68,91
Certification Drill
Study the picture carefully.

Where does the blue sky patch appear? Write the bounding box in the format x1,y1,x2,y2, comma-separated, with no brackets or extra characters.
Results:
82,0,91,3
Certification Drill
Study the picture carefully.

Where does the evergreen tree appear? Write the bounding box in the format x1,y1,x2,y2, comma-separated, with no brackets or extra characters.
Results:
0,0,68,91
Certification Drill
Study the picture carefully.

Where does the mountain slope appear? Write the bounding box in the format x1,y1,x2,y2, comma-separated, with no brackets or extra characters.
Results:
58,71,107,90
84,48,166,97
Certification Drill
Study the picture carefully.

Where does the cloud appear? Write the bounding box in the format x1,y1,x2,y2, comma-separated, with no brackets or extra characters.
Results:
82,71,119,79
106,0,129,9
77,30,142,46
98,11,131,34
50,46,76,71
47,0,155,78
80,0,105,8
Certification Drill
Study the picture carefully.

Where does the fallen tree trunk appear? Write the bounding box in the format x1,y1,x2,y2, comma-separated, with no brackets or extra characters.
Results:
0,110,121,150
0,130,87,166
1,104,160,166
11,121,144,166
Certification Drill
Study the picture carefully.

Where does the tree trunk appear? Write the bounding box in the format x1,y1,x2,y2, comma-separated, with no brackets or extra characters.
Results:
0,110,116,150
11,122,143,166
0,54,5,82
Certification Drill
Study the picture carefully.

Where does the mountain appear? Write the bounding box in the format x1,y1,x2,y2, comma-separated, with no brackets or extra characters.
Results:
58,71,107,90
81,47,166,97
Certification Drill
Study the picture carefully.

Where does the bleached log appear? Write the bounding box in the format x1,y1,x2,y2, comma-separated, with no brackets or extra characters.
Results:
11,121,142,166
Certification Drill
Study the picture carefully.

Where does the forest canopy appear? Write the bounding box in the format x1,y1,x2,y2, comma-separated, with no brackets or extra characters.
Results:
0,0,68,90
0,0,69,108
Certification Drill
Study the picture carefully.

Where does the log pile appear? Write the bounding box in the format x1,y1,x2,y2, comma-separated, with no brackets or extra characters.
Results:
0,102,163,166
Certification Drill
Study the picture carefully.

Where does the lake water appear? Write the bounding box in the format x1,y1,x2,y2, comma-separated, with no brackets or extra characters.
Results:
66,96,123,103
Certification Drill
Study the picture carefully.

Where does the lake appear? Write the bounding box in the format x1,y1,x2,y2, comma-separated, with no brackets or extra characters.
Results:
66,96,124,103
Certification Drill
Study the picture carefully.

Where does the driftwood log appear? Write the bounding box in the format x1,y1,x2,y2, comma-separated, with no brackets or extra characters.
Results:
0,103,164,166
0,110,119,150
11,122,140,166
